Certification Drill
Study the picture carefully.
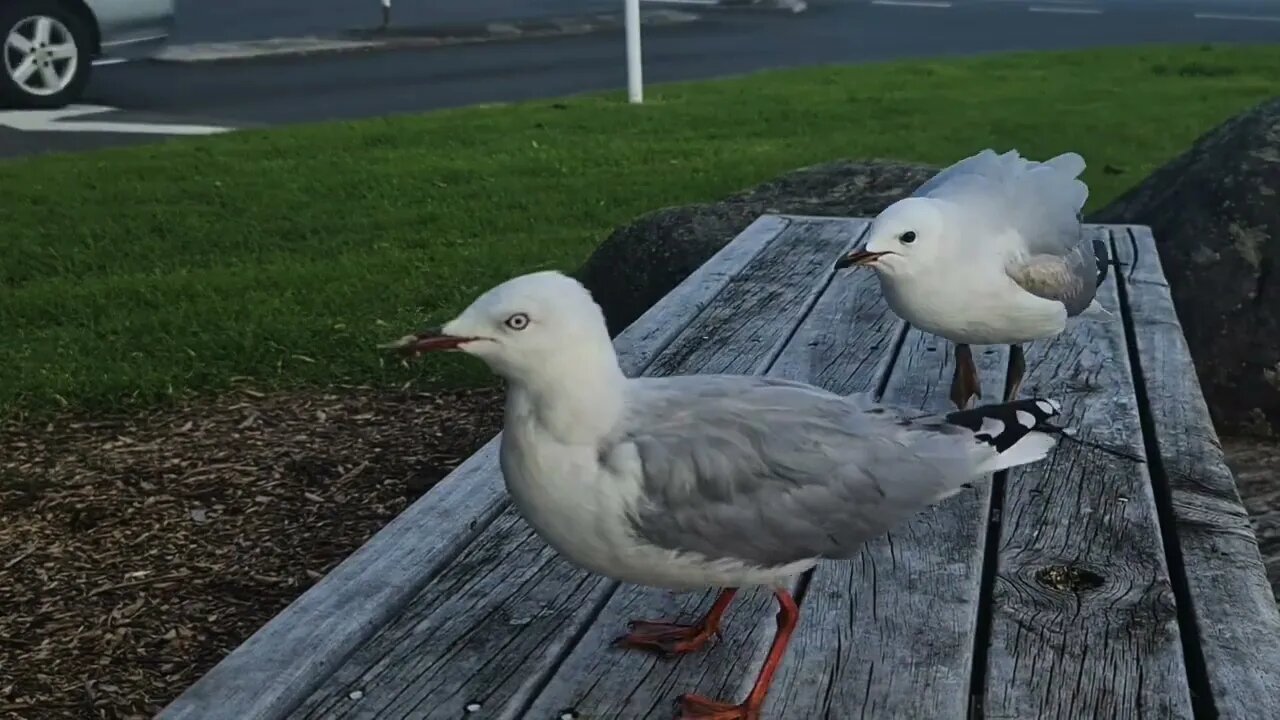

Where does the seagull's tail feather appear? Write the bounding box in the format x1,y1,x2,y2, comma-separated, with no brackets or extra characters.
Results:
981,432,1057,475
1045,151,1086,179
1029,152,1089,214
1093,236,1112,288
1077,298,1116,322
944,398,1062,475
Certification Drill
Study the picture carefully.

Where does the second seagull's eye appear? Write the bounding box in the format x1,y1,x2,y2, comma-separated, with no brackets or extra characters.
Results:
505,313,530,330
900,231,917,244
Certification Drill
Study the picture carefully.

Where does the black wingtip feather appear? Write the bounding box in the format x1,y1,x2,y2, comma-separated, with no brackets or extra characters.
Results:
1093,236,1111,288
945,398,1062,453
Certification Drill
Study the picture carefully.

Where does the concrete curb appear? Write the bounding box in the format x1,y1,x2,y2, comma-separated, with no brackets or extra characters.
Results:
153,9,702,64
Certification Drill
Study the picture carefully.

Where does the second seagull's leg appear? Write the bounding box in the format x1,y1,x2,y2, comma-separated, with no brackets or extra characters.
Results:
1004,344,1026,403
950,343,981,410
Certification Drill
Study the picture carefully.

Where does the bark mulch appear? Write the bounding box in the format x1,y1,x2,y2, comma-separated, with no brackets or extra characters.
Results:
0,386,503,720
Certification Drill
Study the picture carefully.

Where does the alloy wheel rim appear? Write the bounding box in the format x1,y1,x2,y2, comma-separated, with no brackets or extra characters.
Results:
4,15,78,96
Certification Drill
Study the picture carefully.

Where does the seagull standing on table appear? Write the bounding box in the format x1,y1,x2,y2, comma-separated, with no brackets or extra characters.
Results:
389,271,1062,720
835,148,1110,410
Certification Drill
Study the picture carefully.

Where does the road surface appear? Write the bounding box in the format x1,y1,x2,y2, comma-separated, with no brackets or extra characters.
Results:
174,0,620,43
1,0,1279,158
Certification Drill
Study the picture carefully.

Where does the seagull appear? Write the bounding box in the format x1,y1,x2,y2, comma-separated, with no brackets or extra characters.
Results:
388,270,1062,720
833,148,1110,411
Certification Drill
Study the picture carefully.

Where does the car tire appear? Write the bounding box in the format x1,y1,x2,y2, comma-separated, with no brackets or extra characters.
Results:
0,0,93,109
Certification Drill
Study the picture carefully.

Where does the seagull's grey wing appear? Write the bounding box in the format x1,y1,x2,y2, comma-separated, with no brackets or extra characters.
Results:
1006,240,1107,317
910,148,1004,198
920,149,1090,256
613,376,991,569
920,149,1104,310
998,151,1089,258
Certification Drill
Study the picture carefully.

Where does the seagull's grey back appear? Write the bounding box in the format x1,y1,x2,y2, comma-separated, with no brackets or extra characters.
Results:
920,149,1103,316
612,375,986,570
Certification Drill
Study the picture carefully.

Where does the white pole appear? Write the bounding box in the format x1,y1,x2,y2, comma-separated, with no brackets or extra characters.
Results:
624,0,643,103
381,0,391,28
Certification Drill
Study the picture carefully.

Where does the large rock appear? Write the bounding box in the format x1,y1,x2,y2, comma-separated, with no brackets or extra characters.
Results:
1091,97,1280,436
578,160,937,336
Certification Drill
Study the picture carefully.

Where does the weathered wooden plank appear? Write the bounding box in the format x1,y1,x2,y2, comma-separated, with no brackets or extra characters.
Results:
157,214,792,720
1113,225,1280,718
767,329,1008,719
984,227,1193,719
287,216,869,720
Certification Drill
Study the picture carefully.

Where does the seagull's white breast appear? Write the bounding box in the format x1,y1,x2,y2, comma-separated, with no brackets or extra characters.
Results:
878,268,1068,346
499,421,645,579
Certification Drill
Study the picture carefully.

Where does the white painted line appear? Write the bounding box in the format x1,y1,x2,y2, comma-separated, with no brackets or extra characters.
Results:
92,57,131,67
0,105,233,135
1194,12,1280,23
1029,5,1102,14
154,37,380,63
871,0,952,8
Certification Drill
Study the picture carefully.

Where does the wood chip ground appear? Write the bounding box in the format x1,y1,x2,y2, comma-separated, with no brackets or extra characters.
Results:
0,387,502,719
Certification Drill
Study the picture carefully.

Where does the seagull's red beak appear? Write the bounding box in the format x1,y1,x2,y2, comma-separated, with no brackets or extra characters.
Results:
382,327,477,357
834,250,889,269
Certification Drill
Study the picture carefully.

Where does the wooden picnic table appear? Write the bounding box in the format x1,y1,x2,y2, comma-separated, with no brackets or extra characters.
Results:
160,214,1280,720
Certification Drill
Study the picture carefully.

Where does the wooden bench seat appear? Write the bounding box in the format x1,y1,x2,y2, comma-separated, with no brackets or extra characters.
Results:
159,215,1280,720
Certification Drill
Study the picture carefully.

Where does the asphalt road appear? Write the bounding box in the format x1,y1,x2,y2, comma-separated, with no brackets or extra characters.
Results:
2,0,1280,159
173,0,619,43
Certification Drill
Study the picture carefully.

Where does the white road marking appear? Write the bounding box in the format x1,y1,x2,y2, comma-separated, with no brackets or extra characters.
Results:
1029,5,1102,14
1194,12,1280,23
154,37,380,63
0,104,233,135
871,0,952,8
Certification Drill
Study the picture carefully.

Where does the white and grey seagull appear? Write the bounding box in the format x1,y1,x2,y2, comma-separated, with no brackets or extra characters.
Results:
835,148,1110,410
388,270,1062,720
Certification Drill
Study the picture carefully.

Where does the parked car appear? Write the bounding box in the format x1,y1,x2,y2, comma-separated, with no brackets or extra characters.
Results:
1,0,174,109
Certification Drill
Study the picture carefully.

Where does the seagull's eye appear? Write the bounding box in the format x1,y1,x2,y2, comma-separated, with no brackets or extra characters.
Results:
504,313,530,331
899,231,917,244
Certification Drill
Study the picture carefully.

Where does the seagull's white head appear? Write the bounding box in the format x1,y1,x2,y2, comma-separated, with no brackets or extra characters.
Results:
834,197,948,279
387,270,616,384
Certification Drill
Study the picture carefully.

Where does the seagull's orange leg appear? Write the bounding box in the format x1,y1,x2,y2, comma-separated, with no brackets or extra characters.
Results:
1004,344,1027,403
615,588,738,657
951,343,981,410
674,589,799,720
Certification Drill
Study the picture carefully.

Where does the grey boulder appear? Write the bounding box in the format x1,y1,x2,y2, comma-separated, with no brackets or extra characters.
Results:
577,159,938,337
1091,96,1280,436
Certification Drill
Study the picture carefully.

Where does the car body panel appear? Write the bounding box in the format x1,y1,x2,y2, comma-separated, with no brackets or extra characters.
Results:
83,0,175,57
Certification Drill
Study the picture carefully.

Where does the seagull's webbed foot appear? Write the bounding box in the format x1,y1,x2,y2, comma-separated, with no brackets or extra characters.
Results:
670,589,799,720
616,620,721,657
676,694,757,719
950,343,981,410
615,588,737,657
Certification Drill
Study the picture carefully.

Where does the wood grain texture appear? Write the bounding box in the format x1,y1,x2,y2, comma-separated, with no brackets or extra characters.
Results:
1114,225,1280,718
984,227,1193,720
518,218,873,720
768,329,1008,720
288,217,870,720
157,214,793,720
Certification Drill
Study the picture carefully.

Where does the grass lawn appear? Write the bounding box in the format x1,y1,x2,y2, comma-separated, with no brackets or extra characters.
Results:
2,43,1279,418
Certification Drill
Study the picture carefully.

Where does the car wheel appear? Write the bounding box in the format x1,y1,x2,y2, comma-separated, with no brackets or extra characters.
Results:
0,0,93,109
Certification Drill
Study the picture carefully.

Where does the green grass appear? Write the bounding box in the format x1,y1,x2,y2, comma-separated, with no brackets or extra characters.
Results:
2,44,1278,417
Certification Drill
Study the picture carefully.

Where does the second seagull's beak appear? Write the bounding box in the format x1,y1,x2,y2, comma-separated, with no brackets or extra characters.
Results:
834,250,888,270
